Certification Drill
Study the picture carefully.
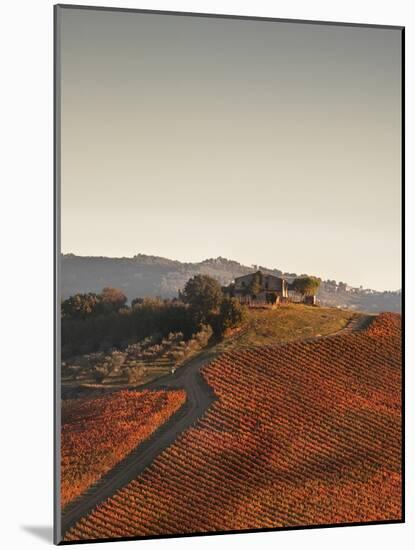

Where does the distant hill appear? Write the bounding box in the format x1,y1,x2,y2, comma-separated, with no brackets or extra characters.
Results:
61,253,401,313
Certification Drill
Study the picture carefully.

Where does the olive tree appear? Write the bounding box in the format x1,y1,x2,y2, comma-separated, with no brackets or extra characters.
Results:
293,276,321,297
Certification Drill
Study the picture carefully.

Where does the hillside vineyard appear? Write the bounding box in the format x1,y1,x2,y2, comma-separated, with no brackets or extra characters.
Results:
65,314,401,540
61,390,186,508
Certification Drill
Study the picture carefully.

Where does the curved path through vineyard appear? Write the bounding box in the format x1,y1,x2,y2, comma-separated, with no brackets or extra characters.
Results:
60,313,373,537
60,347,218,536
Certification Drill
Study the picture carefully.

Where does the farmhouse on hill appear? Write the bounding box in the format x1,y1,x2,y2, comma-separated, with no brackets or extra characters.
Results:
225,270,319,306
233,272,290,305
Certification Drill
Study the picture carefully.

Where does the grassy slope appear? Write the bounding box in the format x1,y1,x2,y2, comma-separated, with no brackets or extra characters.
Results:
216,304,358,353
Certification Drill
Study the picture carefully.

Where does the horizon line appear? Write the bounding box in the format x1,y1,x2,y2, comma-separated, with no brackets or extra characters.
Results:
61,250,401,294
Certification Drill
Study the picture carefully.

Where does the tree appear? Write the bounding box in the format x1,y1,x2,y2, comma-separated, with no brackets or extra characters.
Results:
61,292,101,319
248,271,263,297
61,287,128,319
219,297,246,331
210,297,247,339
131,297,144,309
100,287,127,312
181,275,223,323
293,276,321,297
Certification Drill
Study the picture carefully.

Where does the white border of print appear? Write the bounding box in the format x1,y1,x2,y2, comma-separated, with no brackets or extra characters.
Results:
1,1,412,549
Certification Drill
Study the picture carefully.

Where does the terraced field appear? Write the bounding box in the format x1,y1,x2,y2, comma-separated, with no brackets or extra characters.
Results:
62,330,210,396
64,313,402,541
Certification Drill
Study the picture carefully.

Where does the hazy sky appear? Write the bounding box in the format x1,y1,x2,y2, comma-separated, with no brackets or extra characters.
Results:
59,8,402,291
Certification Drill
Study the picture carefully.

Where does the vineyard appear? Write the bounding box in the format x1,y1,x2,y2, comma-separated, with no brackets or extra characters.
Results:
64,313,402,540
61,389,186,507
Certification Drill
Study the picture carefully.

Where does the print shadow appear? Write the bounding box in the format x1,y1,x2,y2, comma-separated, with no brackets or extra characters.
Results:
21,525,53,543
